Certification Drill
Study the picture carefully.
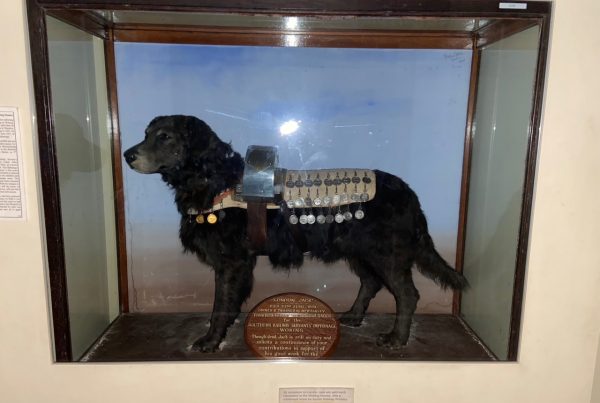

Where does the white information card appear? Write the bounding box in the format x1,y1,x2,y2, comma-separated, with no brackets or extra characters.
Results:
280,387,354,403
0,107,26,220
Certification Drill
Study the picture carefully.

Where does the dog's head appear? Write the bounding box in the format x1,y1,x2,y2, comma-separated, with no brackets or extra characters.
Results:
124,115,216,174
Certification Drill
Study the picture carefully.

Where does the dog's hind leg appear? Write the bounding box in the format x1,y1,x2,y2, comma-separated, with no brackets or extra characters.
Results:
191,258,255,353
375,263,419,349
340,259,382,327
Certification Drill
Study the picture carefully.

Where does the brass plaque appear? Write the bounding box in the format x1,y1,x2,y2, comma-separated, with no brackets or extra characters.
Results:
245,293,339,359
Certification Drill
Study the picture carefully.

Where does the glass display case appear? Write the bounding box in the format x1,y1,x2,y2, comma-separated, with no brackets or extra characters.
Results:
26,0,551,362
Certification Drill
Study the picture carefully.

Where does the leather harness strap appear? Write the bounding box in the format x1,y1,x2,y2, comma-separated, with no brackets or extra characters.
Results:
246,201,268,253
188,167,377,255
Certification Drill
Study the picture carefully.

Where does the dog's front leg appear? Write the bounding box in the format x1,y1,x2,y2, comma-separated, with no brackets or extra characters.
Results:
191,259,255,352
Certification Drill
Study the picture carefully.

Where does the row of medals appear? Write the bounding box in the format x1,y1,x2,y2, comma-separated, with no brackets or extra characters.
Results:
285,172,370,225
193,173,371,225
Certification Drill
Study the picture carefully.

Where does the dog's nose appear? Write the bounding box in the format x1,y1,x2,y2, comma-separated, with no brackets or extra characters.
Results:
124,148,138,164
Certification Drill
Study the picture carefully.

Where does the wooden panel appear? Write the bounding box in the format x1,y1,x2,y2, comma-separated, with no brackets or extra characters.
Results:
46,9,110,39
35,0,552,17
477,19,540,48
114,25,472,49
25,0,72,362
82,313,495,361
453,47,480,315
104,29,129,313
507,12,552,362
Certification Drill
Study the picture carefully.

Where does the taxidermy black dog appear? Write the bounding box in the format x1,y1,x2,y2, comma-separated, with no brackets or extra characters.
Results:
124,115,468,352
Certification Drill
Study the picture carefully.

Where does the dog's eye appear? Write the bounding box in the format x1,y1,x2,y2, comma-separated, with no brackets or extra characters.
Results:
158,132,171,141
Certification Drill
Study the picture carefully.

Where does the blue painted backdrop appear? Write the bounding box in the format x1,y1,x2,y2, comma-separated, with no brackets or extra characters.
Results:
115,43,471,312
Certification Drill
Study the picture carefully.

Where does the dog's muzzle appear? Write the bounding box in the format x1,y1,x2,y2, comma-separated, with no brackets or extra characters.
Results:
124,148,138,166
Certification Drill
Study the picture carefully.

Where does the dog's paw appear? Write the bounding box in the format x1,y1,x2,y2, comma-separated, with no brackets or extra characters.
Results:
339,312,364,327
190,336,221,353
376,332,408,350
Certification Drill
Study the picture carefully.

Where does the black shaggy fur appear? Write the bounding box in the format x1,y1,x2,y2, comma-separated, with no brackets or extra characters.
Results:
124,115,468,352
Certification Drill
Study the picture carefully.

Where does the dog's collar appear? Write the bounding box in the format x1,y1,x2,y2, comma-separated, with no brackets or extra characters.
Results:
186,189,279,215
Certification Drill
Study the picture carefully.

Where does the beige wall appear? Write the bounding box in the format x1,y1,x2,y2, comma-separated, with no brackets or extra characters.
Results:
1,0,600,402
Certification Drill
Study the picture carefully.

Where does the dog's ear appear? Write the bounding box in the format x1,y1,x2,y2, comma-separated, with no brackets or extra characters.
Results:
185,116,212,144
183,116,220,164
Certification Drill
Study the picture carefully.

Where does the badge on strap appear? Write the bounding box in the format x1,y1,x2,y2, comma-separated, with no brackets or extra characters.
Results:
207,213,218,224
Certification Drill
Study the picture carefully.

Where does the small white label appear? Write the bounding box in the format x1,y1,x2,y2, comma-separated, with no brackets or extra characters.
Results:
280,387,354,403
0,107,26,221
499,2,528,9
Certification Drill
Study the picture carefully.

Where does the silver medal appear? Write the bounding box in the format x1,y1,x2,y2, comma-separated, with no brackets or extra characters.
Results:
325,214,334,224
343,211,353,221
340,193,349,204
334,213,344,223
323,196,332,206
294,198,305,208
355,209,365,219
304,197,312,207
360,192,369,202
316,214,326,224
313,197,322,206
287,200,295,209
332,194,341,205
307,214,316,224
299,214,308,225
351,193,361,202
289,214,299,225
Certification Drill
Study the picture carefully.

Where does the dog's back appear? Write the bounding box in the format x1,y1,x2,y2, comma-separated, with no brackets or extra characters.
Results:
266,170,466,289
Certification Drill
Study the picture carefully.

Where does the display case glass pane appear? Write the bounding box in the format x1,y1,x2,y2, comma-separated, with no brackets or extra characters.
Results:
47,16,119,359
460,26,541,359
116,43,471,315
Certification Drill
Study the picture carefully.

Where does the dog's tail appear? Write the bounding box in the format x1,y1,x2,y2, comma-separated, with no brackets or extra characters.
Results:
414,209,469,290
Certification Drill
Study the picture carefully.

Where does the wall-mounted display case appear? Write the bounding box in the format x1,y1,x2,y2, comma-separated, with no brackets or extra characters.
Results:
26,0,551,362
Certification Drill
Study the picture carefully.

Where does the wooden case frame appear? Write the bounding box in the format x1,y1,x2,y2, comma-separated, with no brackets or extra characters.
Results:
26,0,551,362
